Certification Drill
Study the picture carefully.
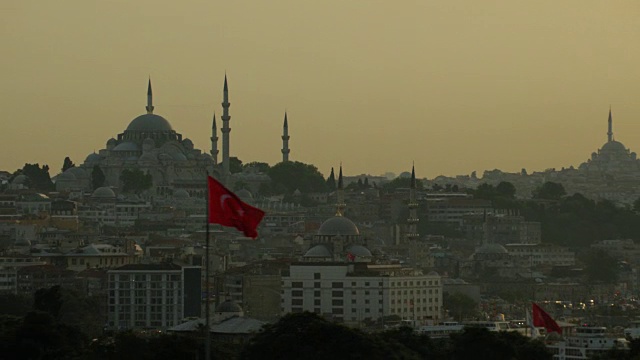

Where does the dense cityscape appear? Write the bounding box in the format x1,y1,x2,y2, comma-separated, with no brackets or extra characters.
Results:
1,75,640,359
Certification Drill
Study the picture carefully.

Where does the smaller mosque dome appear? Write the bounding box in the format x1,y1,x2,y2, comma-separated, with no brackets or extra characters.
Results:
113,142,139,152
304,244,332,258
84,153,102,164
126,114,173,132
216,300,243,313
236,189,253,202
182,138,194,150
92,187,116,199
346,244,372,257
57,171,76,181
318,216,360,236
67,167,89,180
475,243,508,255
174,189,190,199
12,175,28,185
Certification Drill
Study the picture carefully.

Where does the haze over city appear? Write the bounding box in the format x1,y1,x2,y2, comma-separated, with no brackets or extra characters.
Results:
2,0,640,177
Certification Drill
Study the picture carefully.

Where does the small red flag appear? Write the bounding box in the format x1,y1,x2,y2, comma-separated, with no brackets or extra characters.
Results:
532,303,562,334
347,252,355,262
207,176,265,238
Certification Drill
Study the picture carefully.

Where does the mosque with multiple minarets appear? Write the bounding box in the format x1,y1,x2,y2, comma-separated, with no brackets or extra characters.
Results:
55,76,292,197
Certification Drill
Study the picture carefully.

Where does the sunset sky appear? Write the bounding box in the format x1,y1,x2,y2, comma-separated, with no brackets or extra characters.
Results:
2,1,639,179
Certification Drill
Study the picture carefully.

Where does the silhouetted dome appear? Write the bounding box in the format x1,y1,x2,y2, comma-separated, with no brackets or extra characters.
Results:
318,216,359,236
601,140,627,153
174,189,190,199
236,189,253,201
475,243,508,255
113,142,139,152
304,245,332,258
216,300,243,313
57,171,76,181
66,167,89,180
84,153,102,164
92,187,116,199
12,175,28,185
126,114,173,132
346,245,372,257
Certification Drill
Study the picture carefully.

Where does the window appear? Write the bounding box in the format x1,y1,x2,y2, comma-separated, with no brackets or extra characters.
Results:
314,282,321,288
332,299,343,306
292,290,303,297
314,299,321,306
292,299,303,306
314,291,321,297
332,282,343,288
365,282,370,286
332,291,343,297
332,308,344,314
314,273,321,280
292,282,303,288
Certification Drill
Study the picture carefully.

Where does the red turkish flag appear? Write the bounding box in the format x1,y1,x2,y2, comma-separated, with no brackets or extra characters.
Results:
207,176,265,238
532,303,562,334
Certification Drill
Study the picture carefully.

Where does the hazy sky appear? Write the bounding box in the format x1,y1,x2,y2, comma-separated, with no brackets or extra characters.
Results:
2,1,640,178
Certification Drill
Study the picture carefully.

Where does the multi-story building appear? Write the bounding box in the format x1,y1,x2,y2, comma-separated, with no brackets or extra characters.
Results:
426,197,492,228
281,262,442,326
505,243,575,267
463,213,541,245
107,263,201,330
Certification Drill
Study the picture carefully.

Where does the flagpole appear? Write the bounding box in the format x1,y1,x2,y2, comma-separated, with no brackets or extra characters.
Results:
205,174,211,360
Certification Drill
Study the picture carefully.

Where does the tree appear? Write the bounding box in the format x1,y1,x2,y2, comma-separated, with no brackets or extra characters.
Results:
326,168,336,191
91,165,105,190
120,169,152,194
583,249,619,283
241,312,419,360
496,181,516,199
268,161,327,194
443,292,478,321
15,163,54,191
244,161,270,173
61,157,75,173
532,182,566,200
229,157,243,174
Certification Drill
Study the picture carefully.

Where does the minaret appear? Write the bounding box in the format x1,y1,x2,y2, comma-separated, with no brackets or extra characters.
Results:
210,113,219,164
607,107,613,142
221,75,231,176
281,112,290,162
406,164,419,242
146,78,154,114
336,164,346,216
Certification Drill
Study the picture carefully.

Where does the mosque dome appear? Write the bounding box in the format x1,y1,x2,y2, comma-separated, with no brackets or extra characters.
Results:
318,216,360,236
107,138,117,145
475,243,508,255
92,187,116,199
57,171,76,181
113,142,139,152
601,140,627,153
236,189,253,202
304,244,332,258
174,189,190,199
84,153,102,164
126,114,173,132
346,244,372,257
12,175,28,185
216,300,243,313
67,167,89,180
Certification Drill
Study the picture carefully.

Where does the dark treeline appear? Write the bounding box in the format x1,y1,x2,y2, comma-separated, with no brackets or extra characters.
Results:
468,181,640,246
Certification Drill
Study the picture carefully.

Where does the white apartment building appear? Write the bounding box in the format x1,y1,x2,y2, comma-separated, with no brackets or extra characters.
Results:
282,262,442,326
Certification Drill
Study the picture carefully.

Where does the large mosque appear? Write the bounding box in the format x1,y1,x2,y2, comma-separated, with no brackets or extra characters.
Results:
55,77,291,197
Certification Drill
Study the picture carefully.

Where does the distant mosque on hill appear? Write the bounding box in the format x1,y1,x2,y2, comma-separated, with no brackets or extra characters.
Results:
578,108,640,176
55,76,292,196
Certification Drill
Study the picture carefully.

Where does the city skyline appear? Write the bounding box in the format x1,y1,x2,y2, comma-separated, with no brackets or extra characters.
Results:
2,1,640,178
